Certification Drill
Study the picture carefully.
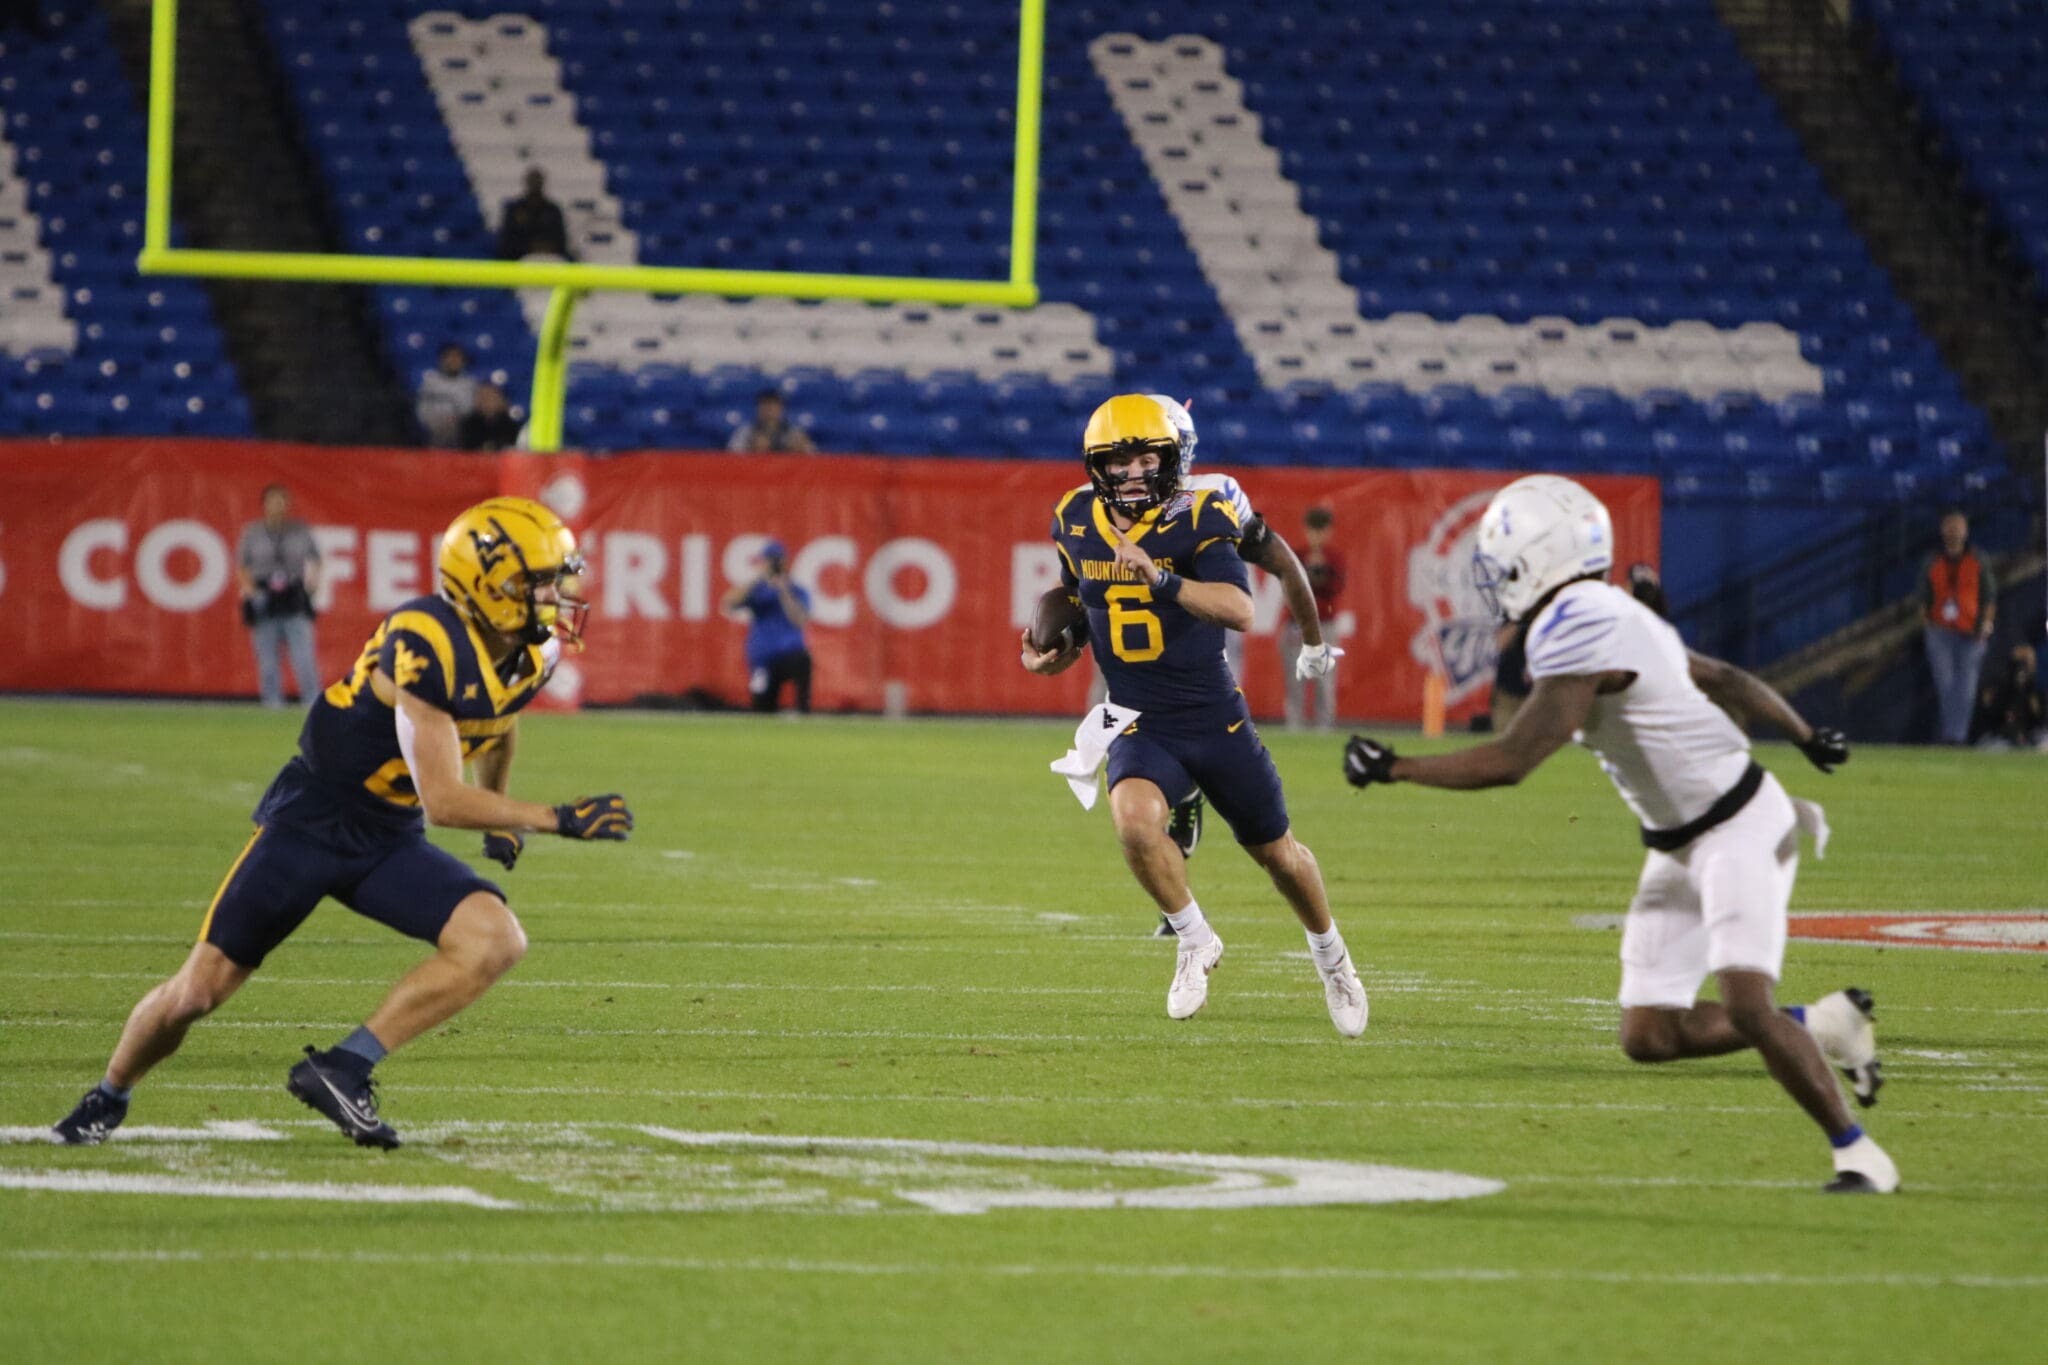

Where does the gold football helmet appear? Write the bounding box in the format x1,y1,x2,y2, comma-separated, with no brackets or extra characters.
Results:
438,496,589,649
1082,393,1182,516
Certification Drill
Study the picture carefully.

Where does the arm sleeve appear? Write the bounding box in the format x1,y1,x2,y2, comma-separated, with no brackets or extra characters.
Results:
378,624,455,708
1978,552,1998,603
1917,555,1934,607
1525,594,1624,679
237,524,259,568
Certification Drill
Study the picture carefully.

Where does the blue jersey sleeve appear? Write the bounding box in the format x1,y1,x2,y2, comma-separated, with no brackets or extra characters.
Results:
1193,535,1250,592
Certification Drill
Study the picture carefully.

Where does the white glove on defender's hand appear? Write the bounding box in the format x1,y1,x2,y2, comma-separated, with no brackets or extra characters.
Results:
1295,642,1344,681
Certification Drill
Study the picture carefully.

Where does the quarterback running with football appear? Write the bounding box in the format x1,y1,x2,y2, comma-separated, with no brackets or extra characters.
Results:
1023,395,1367,1035
53,497,634,1150
1343,475,1894,1192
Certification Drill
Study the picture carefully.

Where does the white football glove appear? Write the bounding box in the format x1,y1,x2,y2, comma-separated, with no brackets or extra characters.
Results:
1295,641,1344,680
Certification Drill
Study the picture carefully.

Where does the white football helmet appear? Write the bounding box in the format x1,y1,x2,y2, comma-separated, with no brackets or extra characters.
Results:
1472,475,1614,622
1145,394,1198,480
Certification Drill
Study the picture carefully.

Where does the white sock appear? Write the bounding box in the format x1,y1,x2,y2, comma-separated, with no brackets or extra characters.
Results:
1165,900,1216,951
1305,924,1348,972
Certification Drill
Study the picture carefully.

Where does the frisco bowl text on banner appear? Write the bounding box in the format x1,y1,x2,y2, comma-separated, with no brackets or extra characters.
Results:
0,440,1657,720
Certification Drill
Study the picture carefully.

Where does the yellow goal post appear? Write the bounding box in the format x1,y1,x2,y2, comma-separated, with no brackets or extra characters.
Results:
139,0,1048,451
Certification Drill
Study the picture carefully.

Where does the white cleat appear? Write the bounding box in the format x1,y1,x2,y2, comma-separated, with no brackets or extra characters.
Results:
1824,1134,1900,1194
1167,936,1224,1020
1804,987,1883,1108
1318,952,1369,1037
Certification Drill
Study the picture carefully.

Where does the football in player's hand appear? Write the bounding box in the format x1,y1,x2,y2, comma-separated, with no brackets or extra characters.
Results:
1029,591,1089,656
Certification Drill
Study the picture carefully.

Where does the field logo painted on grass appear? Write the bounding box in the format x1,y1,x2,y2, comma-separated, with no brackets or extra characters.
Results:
0,1122,1502,1214
1789,912,2048,954
638,1129,1504,1213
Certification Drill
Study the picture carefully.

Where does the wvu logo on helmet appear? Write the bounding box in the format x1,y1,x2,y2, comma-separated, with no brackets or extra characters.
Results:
438,496,590,649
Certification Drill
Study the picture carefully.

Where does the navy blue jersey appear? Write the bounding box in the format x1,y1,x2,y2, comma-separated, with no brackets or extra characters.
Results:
1052,485,1249,721
258,595,556,849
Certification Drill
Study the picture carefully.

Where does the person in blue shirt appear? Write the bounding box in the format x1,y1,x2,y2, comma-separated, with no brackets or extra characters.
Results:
723,539,814,712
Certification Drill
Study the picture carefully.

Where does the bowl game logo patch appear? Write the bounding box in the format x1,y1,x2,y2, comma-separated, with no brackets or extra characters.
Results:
1405,489,1501,703
1788,912,2048,954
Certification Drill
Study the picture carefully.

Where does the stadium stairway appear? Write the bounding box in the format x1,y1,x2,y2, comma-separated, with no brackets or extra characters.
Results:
99,0,414,445
1716,0,2048,468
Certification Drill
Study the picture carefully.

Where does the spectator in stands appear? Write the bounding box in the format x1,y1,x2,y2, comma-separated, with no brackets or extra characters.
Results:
721,540,813,714
1971,644,2043,749
416,342,476,447
1280,505,1344,729
496,167,573,261
459,383,523,452
237,484,322,709
1921,507,1997,744
728,389,817,454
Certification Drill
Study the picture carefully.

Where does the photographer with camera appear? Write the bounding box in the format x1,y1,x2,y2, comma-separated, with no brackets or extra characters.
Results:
720,539,813,714
1972,644,2044,749
236,484,323,709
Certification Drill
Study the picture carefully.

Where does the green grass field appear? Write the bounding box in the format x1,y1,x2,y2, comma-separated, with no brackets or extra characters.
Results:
1,701,2044,1362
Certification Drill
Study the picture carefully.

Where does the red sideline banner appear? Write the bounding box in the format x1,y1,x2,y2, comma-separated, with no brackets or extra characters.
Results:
0,440,1658,721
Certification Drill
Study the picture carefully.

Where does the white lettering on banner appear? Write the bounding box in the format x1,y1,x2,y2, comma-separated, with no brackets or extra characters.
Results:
604,531,669,619
365,530,422,611
678,535,711,621
310,526,357,612
1011,543,1064,627
57,519,126,611
792,535,858,628
134,520,229,613
865,539,956,630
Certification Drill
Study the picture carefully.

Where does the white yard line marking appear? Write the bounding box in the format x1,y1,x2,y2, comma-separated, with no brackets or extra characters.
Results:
1,1247,2039,1289
12,1080,2041,1124
9,968,2048,1021
0,1169,517,1209
0,1018,1613,1052
0,1121,286,1145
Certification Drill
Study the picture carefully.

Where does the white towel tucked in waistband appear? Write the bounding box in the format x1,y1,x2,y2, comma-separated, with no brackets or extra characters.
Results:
1049,702,1142,809
1792,798,1830,860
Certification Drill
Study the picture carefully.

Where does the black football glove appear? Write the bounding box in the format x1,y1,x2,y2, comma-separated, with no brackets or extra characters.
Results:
482,830,523,870
554,794,634,840
1343,735,1398,788
1798,727,1849,774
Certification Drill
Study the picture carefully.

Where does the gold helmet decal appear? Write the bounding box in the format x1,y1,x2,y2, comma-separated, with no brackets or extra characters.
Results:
1082,394,1183,517
437,496,589,650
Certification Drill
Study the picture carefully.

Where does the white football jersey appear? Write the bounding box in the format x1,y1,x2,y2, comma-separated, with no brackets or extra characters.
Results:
1525,580,1751,830
1185,472,1255,525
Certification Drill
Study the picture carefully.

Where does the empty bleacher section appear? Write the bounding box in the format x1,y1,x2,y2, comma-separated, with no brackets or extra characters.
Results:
1864,0,2048,302
0,6,249,437
250,0,2012,507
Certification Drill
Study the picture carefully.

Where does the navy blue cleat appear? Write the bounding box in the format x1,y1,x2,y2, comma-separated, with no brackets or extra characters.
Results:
52,1086,128,1146
287,1046,401,1149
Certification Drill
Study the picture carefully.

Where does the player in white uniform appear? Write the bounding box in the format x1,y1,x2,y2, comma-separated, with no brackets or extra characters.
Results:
1137,398,1343,930
1341,475,1897,1194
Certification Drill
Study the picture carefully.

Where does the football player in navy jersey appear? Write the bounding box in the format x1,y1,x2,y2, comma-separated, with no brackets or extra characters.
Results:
1023,396,1367,1034
53,497,634,1150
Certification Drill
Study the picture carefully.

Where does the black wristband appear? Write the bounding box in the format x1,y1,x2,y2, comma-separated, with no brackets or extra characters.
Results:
1153,569,1184,602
